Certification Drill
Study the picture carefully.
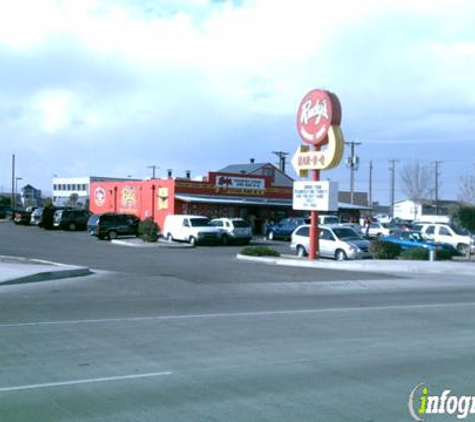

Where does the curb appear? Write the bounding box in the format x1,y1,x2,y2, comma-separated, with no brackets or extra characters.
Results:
0,267,92,286
236,254,475,276
111,239,194,249
0,255,92,286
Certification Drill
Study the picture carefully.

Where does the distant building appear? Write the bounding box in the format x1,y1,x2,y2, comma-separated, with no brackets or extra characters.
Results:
52,176,140,208
21,184,42,207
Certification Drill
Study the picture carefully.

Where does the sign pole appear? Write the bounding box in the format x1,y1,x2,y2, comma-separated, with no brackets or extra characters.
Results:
295,89,344,261
309,157,320,259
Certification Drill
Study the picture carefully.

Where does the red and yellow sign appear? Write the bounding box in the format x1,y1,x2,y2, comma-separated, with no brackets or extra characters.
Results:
296,89,341,145
291,125,344,177
293,89,344,173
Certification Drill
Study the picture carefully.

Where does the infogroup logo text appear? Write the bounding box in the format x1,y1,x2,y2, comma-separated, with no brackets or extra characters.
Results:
409,383,475,420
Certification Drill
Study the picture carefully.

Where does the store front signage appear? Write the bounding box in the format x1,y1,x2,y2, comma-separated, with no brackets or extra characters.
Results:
293,181,339,211
94,187,106,207
296,89,342,145
291,125,344,177
215,176,265,191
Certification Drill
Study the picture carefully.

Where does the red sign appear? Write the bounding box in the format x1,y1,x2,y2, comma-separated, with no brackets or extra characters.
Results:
296,89,341,145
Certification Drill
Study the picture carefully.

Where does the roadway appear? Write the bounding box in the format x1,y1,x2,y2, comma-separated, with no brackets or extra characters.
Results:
1,222,475,421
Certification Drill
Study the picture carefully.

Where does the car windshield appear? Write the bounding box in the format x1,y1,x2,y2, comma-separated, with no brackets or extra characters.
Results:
408,232,425,241
190,218,211,227
332,227,362,240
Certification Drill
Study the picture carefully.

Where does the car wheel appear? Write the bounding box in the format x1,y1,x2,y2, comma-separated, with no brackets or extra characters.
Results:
221,234,229,246
335,249,347,261
166,233,173,241
189,236,197,246
297,245,307,257
108,230,118,240
457,243,469,255
69,222,76,231
268,231,275,241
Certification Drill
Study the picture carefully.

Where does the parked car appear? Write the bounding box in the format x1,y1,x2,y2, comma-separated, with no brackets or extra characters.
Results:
0,205,13,219
87,213,140,240
210,218,253,245
13,207,36,225
163,215,222,246
318,215,340,225
413,223,475,255
267,217,310,241
290,224,371,260
53,209,90,231
30,207,44,225
374,213,392,224
365,222,390,238
379,230,458,255
40,205,64,229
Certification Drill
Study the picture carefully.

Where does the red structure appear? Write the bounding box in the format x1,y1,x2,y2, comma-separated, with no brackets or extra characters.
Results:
89,163,296,233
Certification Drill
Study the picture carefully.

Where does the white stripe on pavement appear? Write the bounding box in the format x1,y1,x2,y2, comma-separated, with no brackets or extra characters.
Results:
2,301,475,329
0,371,172,393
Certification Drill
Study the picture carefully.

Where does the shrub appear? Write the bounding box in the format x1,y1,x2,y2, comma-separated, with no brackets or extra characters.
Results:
240,246,280,257
369,240,401,259
400,247,429,260
435,248,455,261
138,217,160,243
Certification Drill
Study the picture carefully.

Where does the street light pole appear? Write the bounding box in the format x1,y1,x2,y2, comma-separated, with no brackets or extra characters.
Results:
15,177,22,208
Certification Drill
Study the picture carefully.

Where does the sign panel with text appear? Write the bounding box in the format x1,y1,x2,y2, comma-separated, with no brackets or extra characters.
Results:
292,181,339,211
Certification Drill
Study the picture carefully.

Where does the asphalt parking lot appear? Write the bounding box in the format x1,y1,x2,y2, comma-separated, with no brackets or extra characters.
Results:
2,221,475,421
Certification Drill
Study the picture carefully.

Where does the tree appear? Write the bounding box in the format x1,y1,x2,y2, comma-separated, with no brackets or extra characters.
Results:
451,206,475,232
399,162,432,218
459,172,475,205
65,193,79,208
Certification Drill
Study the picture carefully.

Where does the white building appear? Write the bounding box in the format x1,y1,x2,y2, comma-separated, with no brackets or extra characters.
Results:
393,199,454,223
52,176,139,208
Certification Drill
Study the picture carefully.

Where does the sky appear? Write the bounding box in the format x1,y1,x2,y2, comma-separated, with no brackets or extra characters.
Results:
1,0,474,204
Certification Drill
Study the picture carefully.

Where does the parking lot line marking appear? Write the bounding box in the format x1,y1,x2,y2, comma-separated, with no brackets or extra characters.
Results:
0,371,173,393
1,301,475,329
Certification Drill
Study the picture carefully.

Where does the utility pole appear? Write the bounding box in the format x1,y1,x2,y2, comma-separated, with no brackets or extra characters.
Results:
11,154,15,208
147,165,160,179
345,140,361,204
434,160,443,215
389,159,398,218
369,160,373,214
272,151,289,173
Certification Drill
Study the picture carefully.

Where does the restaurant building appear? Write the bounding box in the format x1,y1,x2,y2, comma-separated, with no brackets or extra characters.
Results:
89,162,297,234
89,161,372,233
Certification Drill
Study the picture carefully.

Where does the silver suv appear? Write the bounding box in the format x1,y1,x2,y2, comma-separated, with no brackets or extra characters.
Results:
210,218,253,245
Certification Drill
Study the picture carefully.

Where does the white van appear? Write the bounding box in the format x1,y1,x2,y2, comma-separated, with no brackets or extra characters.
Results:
163,214,223,246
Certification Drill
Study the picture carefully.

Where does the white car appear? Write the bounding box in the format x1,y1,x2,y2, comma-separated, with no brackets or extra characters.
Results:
413,223,475,255
210,218,253,245
365,222,390,238
290,224,371,260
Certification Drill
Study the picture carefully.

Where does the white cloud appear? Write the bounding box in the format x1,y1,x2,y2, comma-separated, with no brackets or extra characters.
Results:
1,0,475,200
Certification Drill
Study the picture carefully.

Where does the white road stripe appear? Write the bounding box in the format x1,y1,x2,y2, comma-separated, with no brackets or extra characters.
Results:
1,301,475,329
0,371,172,393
